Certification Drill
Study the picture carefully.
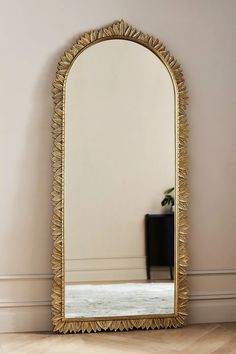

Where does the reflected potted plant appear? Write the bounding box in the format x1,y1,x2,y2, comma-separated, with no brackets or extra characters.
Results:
161,187,175,213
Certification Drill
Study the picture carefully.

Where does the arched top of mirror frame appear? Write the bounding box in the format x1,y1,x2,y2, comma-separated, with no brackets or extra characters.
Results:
51,20,188,334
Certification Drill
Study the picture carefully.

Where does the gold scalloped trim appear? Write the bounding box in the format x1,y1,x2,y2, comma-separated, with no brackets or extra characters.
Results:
51,20,189,333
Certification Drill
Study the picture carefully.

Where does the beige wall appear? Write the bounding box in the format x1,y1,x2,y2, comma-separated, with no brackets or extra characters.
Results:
0,0,236,332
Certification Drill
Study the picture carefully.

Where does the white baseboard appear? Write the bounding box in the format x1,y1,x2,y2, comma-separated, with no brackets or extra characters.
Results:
0,305,52,333
187,269,236,324
150,266,172,280
0,270,236,332
65,257,146,282
65,268,147,282
188,298,236,324
0,274,52,333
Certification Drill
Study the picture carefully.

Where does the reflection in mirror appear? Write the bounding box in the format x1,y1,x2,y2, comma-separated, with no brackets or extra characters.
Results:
64,39,175,319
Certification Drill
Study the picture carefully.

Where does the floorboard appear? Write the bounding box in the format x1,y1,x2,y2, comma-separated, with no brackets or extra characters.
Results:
0,323,235,354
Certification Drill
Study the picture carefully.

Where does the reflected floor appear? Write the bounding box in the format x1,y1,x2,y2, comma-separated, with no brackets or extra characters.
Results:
65,282,175,318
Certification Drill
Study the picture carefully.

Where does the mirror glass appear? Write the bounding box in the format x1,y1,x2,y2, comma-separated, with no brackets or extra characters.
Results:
64,39,175,319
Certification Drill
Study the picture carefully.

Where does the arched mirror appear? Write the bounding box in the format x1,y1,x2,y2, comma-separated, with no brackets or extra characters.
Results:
51,21,188,333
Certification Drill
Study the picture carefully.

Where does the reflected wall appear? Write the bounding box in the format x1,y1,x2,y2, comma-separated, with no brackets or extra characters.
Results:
64,39,175,318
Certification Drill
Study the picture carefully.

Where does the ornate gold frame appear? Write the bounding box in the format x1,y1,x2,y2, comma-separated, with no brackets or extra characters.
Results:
51,20,188,333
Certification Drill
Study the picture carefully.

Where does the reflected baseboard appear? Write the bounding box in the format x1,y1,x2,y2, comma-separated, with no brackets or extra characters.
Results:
150,266,174,281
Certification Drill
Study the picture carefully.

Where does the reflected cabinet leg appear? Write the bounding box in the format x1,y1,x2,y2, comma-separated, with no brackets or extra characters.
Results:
170,265,173,281
145,214,151,280
165,214,174,281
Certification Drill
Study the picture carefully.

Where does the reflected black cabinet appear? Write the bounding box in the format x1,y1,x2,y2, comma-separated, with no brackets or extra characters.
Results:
145,213,174,280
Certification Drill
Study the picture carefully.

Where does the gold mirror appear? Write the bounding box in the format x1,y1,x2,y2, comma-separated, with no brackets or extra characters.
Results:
51,21,188,333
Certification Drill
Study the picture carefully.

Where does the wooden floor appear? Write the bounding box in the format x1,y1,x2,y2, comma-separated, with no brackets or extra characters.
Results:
0,323,235,354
